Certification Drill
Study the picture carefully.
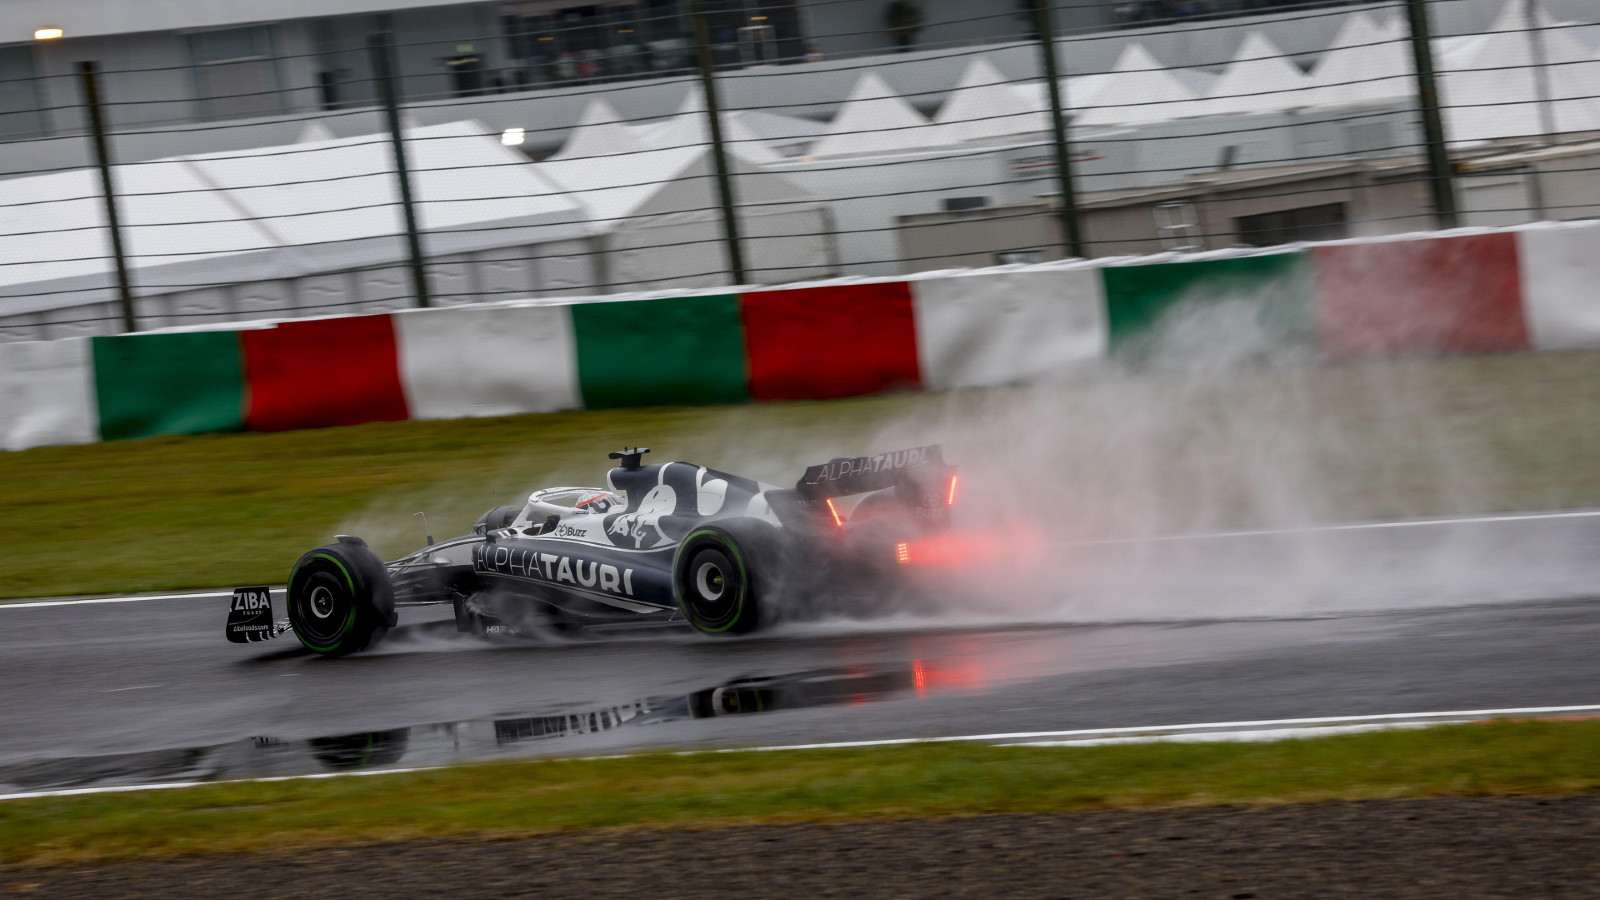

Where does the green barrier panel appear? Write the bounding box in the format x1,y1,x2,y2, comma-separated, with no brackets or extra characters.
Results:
1101,252,1316,356
571,294,749,409
91,331,246,441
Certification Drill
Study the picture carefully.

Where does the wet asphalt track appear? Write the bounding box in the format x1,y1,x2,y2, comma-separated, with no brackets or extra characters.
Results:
1,510,1598,792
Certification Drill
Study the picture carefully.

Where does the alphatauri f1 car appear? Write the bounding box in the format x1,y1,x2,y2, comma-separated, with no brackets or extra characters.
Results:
228,446,958,657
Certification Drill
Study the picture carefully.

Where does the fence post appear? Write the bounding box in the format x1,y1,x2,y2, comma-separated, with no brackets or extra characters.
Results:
77,61,137,333
691,2,747,285
1030,0,1086,259
1404,0,1459,229
368,33,431,308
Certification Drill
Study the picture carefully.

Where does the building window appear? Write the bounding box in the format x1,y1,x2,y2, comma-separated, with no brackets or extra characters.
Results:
502,0,803,84
0,45,48,137
504,1,693,85
1235,203,1347,247
943,197,990,213
187,25,284,120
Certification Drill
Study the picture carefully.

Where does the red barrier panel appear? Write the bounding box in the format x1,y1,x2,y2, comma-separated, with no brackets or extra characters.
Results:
741,282,922,401
242,316,410,432
1313,233,1530,359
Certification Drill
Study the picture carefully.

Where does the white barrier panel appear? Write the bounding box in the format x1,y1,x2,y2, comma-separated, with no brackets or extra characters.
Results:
1518,221,1600,351
911,267,1107,391
393,305,581,420
0,338,98,451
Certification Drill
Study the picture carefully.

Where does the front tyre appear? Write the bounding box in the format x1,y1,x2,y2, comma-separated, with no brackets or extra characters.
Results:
673,522,775,635
287,540,397,657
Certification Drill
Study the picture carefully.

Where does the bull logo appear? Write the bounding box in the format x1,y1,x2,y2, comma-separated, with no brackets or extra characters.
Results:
608,483,676,549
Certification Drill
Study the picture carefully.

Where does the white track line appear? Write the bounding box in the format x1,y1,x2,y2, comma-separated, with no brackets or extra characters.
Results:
0,590,240,610
1013,722,1436,747
2,704,1595,804
1069,508,1600,547
0,766,437,802
718,703,1600,753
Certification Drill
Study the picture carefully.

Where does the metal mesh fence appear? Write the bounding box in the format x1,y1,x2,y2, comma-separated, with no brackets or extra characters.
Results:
0,0,1596,339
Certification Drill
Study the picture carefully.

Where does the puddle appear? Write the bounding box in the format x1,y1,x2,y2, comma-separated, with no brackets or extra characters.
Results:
0,662,950,794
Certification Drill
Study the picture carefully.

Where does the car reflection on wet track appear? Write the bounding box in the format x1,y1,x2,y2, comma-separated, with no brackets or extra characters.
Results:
0,663,955,794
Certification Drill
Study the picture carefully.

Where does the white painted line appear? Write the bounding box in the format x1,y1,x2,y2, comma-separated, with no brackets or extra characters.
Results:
716,703,1600,753
4,703,1593,804
1012,722,1435,747
0,590,240,610
0,766,440,803
1068,508,1600,547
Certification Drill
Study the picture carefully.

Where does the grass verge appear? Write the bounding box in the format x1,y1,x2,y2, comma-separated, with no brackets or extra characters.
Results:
3,719,1599,868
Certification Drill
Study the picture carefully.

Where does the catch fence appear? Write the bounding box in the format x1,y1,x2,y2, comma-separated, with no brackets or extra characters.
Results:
0,0,1596,339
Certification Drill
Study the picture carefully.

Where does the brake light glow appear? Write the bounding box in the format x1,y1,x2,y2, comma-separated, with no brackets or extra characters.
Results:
825,497,843,527
946,474,959,506
896,541,910,563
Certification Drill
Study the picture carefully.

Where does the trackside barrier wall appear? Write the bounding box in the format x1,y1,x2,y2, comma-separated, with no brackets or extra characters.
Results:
3,221,1600,452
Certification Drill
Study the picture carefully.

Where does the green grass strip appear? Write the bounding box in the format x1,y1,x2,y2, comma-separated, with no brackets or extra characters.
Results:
2,719,1598,869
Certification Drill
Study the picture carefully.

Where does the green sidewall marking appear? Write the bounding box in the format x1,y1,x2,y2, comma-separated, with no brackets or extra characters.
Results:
675,529,750,633
310,553,356,593
291,552,360,653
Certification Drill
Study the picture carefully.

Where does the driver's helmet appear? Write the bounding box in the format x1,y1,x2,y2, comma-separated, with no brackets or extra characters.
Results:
573,490,623,515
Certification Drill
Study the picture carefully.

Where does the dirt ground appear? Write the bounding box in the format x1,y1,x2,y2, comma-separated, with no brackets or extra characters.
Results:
7,795,1600,898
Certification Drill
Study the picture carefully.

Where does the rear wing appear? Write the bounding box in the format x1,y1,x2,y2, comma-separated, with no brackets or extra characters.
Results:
794,445,952,501
793,441,953,518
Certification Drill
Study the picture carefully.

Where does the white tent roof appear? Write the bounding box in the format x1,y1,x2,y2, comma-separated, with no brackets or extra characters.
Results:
539,144,702,228
1171,68,1219,97
1,121,590,313
549,98,648,162
0,164,276,293
1075,44,1198,126
932,58,1051,144
1015,74,1113,122
1440,0,1600,144
633,85,786,165
1194,32,1313,117
539,137,815,232
187,121,582,251
1306,13,1414,108
809,72,935,158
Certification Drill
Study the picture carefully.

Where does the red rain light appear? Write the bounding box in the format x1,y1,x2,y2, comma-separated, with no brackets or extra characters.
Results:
946,474,959,506
895,541,910,563
913,659,926,693
825,497,843,527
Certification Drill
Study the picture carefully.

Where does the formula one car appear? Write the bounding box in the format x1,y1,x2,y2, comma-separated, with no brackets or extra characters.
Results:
228,445,957,657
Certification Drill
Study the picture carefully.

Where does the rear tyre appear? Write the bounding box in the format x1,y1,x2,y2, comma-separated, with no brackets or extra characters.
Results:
673,521,777,635
287,540,396,657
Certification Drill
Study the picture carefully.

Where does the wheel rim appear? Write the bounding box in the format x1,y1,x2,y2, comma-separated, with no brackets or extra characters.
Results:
293,569,352,647
309,585,336,619
695,561,726,602
682,545,742,630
